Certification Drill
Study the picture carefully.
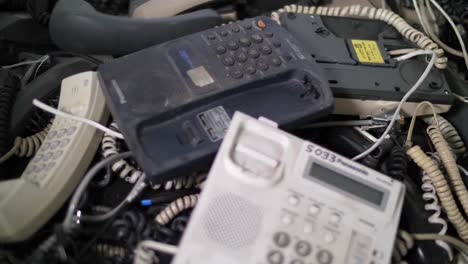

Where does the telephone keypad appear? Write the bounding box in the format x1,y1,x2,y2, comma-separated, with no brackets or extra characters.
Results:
211,20,292,80
24,118,80,187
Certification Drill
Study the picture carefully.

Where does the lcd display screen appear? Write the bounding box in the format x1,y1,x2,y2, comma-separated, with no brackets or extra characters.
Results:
307,163,385,206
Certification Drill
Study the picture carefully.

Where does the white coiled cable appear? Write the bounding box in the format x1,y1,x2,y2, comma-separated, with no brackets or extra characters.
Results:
151,173,205,191
271,4,448,69
0,121,53,163
407,146,468,242
426,124,468,215
423,115,466,156
101,122,144,184
393,230,415,262
154,194,199,226
421,171,453,260
102,122,205,189
393,230,468,262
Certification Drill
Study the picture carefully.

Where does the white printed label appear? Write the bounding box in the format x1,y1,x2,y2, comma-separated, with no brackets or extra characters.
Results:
197,106,231,142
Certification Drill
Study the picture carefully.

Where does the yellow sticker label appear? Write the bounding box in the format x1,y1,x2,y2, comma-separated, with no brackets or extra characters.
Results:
351,40,384,64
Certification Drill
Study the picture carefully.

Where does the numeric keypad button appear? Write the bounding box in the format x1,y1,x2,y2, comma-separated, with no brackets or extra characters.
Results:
235,52,248,63
215,45,227,55
231,26,240,33
295,241,312,257
251,34,263,44
229,68,244,79
244,64,256,75
270,57,282,67
257,60,269,71
222,57,235,66
239,37,252,47
317,250,333,264
248,49,260,59
260,44,272,55
227,41,239,51
273,232,291,248
267,250,284,264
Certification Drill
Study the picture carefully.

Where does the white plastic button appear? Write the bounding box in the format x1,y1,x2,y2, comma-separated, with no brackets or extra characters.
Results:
281,214,294,225
308,205,321,216
288,195,300,206
324,231,336,244
330,213,341,224
304,223,314,234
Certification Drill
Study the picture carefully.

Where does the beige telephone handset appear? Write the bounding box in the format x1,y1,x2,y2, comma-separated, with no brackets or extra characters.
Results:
0,71,108,242
130,0,214,19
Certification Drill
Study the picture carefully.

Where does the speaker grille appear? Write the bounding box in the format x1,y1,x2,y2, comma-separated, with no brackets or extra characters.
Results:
202,194,262,249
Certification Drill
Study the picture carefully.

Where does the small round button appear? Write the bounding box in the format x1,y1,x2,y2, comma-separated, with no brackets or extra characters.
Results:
257,20,267,29
265,32,274,38
257,60,269,71
50,141,60,150
222,57,235,66
43,152,53,161
37,163,46,172
66,126,77,136
53,150,63,159
227,41,239,50
220,30,228,37
317,250,333,264
48,130,57,138
229,68,243,79
260,45,272,55
42,142,51,150
248,48,260,59
57,128,67,138
267,250,284,264
251,34,263,43
207,34,216,40
308,205,321,216
231,26,240,33
27,165,37,173
288,195,300,205
215,45,227,55
244,24,253,30
290,259,304,264
330,213,341,224
281,214,293,225
60,138,70,147
273,41,282,48
35,154,44,162
244,64,256,75
295,241,312,257
324,232,336,244
239,37,252,47
270,57,282,67
46,162,56,170
303,223,314,234
273,232,290,248
235,52,248,63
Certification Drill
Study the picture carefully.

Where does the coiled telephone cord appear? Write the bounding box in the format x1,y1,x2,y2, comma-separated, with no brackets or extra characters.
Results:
426,124,468,215
423,115,466,156
102,122,204,190
407,146,468,242
154,194,199,226
421,171,453,259
0,121,52,163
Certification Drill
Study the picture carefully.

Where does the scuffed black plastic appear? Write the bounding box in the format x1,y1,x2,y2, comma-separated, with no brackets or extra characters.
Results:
49,0,222,55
